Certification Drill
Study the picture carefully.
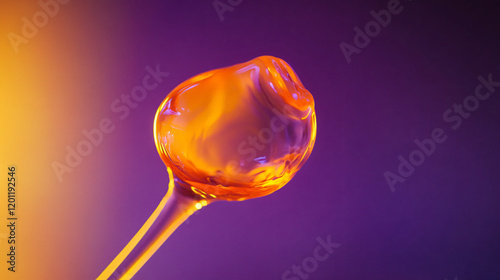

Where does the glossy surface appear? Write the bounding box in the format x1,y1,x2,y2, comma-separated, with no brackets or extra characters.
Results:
154,56,316,200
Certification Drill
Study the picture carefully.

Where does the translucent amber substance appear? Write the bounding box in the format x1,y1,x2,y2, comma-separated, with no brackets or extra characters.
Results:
154,56,316,201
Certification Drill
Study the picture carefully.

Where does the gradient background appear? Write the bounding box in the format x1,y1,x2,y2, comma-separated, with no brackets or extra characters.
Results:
1,0,499,279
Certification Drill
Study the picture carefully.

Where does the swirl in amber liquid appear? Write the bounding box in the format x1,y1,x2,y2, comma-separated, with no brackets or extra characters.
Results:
155,55,316,200
98,56,316,280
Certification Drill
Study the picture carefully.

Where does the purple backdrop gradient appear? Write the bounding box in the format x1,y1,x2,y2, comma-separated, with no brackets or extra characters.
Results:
93,1,500,279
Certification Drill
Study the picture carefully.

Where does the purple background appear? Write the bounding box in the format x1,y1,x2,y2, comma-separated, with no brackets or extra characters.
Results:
92,1,500,279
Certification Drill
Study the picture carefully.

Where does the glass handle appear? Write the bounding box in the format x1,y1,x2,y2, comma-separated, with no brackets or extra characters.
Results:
97,178,208,280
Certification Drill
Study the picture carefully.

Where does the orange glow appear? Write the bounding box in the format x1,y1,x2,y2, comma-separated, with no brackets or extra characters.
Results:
154,56,317,201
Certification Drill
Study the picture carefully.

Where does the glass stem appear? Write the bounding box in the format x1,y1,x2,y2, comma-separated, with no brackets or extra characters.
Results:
97,177,209,280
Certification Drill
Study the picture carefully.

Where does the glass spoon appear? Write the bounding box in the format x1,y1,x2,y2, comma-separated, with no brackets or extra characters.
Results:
97,55,317,280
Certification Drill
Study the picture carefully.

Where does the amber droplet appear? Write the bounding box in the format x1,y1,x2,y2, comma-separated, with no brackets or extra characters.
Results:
154,56,316,201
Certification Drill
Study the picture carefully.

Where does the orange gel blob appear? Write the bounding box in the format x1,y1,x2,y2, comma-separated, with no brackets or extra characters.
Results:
154,56,316,201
